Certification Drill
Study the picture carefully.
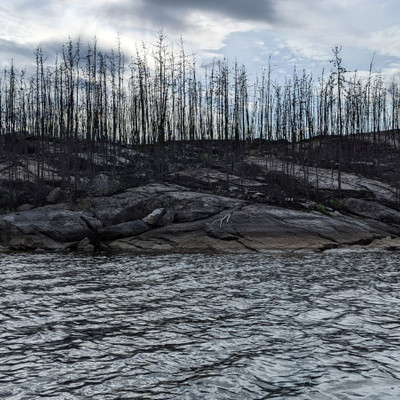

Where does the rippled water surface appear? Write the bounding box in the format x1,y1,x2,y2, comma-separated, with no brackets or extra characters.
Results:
1,251,400,399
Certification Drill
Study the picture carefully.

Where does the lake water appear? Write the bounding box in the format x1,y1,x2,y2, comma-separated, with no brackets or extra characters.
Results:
1,251,400,399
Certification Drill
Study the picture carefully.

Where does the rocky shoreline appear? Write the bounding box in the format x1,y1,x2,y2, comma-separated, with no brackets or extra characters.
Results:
1,176,400,253
2,132,400,254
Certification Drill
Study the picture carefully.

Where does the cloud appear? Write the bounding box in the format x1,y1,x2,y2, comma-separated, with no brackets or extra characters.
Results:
359,26,400,58
0,0,277,67
95,0,275,54
253,0,400,74
102,0,276,28
0,0,400,81
140,0,275,24
0,38,34,59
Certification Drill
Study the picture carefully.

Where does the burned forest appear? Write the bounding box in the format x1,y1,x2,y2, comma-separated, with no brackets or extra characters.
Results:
0,36,400,212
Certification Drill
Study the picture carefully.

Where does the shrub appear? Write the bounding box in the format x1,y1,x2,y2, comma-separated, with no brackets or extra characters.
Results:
329,198,341,211
315,203,330,216
201,152,210,161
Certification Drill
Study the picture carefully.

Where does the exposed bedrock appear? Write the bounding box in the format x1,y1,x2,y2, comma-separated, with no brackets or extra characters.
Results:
1,181,399,252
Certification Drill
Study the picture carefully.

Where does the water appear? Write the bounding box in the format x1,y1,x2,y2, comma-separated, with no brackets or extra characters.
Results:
0,251,400,399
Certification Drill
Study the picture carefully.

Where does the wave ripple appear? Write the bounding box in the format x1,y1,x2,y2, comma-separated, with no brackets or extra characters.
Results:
1,251,400,399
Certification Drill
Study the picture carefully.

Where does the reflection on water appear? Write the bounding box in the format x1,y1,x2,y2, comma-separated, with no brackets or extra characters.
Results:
0,251,400,399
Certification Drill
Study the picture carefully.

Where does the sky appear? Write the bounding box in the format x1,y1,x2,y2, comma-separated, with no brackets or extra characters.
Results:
1,0,400,80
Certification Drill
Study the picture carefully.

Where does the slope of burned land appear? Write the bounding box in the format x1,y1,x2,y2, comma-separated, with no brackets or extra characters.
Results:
0,131,400,253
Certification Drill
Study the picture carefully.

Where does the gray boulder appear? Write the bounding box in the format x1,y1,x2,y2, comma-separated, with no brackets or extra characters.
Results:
342,198,400,224
157,209,175,227
77,237,95,252
46,187,62,204
81,212,104,231
142,208,166,226
98,220,149,241
0,206,101,250
87,174,121,197
17,203,34,212
142,208,175,227
366,236,400,250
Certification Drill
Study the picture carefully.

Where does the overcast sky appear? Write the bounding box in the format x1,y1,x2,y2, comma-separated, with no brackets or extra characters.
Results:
1,0,400,79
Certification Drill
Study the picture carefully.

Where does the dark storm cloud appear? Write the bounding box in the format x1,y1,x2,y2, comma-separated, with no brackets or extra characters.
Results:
0,37,111,69
103,0,277,31
142,0,275,22
0,38,70,60
0,38,69,71
0,39,34,59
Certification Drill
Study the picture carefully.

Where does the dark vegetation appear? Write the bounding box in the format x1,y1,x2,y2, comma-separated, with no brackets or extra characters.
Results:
0,33,399,211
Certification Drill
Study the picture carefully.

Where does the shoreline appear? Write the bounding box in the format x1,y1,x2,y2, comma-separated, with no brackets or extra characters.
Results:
1,181,399,254
1,237,400,255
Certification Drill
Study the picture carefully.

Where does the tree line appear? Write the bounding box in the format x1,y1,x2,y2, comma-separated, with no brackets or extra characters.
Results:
1,36,399,147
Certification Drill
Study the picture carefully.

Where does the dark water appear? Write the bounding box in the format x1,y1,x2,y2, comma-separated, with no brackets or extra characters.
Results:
1,251,400,400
